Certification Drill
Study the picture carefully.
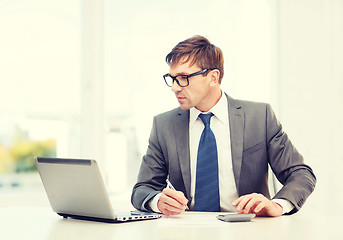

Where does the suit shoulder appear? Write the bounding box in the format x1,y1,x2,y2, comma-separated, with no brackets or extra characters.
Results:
228,97,278,121
231,97,271,112
154,107,184,121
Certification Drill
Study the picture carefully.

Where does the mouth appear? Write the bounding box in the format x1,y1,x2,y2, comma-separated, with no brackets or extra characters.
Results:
176,96,187,102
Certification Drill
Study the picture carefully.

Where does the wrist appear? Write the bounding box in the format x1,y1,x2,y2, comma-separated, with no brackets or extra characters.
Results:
272,199,294,215
272,201,283,217
149,193,162,213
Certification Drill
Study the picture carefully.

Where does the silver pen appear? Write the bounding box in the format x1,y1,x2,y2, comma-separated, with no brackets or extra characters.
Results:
166,179,176,190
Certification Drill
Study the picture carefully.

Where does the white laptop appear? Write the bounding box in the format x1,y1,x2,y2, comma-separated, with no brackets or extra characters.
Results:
35,157,162,223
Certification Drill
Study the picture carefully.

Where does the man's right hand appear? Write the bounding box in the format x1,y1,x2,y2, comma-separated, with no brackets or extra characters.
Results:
157,188,188,215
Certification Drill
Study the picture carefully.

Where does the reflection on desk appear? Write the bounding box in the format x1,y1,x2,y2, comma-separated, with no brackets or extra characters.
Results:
0,207,342,240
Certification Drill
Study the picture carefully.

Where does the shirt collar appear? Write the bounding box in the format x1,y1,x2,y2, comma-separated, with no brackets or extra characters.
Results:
189,91,229,126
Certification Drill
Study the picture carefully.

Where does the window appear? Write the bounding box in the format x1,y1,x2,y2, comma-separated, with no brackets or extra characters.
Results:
0,0,81,189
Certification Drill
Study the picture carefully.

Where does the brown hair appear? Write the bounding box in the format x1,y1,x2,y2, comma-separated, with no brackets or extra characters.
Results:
165,35,224,83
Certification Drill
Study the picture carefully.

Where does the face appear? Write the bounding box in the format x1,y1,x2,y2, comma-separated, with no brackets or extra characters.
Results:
169,60,219,112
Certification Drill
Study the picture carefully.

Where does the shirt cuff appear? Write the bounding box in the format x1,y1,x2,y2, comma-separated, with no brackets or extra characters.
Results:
272,199,294,215
148,193,162,213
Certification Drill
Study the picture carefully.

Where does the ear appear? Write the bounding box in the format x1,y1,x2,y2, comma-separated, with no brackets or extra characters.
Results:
209,69,220,86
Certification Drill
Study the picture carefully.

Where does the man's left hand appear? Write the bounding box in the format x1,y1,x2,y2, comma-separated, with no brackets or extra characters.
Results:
232,193,283,217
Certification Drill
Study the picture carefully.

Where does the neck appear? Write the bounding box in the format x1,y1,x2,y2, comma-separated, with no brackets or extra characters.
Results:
196,88,222,112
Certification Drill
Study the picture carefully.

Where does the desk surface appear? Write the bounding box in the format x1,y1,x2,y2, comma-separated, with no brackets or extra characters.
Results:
0,206,342,240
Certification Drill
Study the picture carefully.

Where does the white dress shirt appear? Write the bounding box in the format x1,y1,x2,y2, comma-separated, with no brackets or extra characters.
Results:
149,92,293,214
189,92,238,212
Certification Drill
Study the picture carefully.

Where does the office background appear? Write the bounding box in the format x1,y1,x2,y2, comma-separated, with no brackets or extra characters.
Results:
0,0,342,214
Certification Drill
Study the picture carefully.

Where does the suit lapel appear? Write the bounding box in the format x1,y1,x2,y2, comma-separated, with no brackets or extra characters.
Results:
226,94,244,193
174,108,191,199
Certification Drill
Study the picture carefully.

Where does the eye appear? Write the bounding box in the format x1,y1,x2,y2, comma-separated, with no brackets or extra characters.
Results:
176,75,187,81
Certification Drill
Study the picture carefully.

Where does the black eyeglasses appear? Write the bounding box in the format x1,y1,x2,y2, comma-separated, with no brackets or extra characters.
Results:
163,69,210,87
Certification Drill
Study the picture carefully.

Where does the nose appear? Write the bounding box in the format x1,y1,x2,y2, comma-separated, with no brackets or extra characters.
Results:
171,80,182,92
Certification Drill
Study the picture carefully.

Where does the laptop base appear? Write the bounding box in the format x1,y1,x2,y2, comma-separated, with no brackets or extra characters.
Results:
58,212,161,223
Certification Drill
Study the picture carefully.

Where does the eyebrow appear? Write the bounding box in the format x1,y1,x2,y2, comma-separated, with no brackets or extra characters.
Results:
169,71,190,76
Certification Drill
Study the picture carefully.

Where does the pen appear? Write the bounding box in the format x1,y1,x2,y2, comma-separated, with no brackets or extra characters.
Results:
166,179,189,210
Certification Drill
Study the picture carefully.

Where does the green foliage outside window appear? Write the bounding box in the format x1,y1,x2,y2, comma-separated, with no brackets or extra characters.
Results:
0,129,56,173
10,139,56,172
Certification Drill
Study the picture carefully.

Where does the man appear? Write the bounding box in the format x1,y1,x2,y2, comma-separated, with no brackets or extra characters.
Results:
131,36,316,217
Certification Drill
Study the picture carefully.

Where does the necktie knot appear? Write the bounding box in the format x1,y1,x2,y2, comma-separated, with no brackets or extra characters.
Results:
199,113,214,126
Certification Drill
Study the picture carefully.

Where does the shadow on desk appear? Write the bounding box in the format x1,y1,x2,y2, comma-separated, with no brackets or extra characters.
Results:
45,219,116,240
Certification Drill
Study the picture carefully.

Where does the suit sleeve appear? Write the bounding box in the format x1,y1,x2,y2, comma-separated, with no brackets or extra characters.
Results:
131,116,168,212
266,104,316,214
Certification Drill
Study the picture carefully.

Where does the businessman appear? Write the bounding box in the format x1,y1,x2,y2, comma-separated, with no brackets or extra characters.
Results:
131,36,316,217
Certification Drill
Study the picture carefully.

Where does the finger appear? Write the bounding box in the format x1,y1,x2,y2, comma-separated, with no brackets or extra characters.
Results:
243,198,261,214
237,209,245,214
235,195,254,211
160,194,186,211
158,201,180,215
161,208,181,215
254,201,267,214
158,198,185,215
255,201,283,217
160,189,187,211
232,195,245,206
159,201,185,215
163,188,188,206
243,194,266,213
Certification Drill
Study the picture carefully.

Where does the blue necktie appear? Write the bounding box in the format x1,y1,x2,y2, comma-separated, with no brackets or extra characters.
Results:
194,113,220,212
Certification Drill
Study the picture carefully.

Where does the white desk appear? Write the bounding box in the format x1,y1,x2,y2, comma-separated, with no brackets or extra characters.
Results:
0,206,342,240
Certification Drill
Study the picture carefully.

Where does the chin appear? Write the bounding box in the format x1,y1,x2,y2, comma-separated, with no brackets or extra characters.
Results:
179,104,191,111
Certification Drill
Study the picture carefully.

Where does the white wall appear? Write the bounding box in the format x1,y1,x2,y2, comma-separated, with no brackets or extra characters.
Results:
103,0,276,154
278,0,343,213
103,0,277,190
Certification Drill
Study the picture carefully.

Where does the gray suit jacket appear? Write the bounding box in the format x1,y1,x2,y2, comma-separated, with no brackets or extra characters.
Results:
131,94,316,214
